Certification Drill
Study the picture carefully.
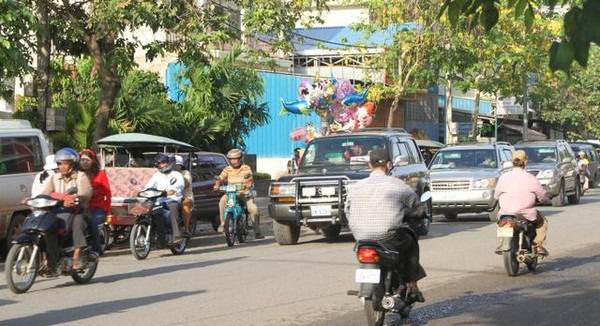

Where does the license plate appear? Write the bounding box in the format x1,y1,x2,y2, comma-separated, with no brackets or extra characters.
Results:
355,268,381,284
226,185,237,192
497,226,514,237
310,205,331,216
302,187,316,197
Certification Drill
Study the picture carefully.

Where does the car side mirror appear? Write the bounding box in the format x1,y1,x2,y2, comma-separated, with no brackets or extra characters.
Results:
562,157,573,163
420,191,432,203
501,161,513,169
393,155,410,167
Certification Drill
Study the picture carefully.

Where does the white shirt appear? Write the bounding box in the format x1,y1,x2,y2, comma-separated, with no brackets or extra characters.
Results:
144,170,185,203
32,170,55,197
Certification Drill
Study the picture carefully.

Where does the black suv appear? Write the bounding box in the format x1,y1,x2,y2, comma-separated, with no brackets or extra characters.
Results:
268,128,431,245
190,152,230,231
569,141,600,188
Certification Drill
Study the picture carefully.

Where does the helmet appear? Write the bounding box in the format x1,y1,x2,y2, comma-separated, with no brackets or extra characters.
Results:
154,153,175,173
54,148,80,163
227,148,243,168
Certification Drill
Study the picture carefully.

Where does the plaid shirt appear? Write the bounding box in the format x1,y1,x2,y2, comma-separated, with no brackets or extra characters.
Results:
344,171,419,241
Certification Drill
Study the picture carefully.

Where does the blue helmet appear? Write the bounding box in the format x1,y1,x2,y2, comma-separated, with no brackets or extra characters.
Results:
154,153,175,173
54,148,80,163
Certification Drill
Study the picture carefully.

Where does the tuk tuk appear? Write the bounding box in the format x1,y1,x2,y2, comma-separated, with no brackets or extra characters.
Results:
96,133,198,249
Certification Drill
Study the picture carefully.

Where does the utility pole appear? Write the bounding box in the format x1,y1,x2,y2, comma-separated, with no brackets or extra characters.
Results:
522,73,529,142
493,102,498,142
445,78,454,144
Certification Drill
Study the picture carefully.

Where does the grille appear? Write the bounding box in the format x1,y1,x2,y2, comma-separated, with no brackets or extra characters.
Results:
431,180,470,191
527,170,540,177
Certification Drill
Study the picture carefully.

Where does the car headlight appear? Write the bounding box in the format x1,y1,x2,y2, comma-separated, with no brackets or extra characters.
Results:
537,169,556,179
473,178,496,189
271,183,296,197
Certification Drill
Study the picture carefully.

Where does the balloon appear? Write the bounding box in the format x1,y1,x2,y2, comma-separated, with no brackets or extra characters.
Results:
341,86,370,107
280,99,312,115
289,127,307,141
298,80,312,99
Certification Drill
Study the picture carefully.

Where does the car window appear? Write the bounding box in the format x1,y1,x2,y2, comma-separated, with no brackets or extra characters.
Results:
194,155,219,181
210,155,229,173
501,149,513,162
430,149,497,169
517,146,557,163
405,139,422,164
391,139,410,162
558,145,571,162
0,136,44,175
300,136,386,166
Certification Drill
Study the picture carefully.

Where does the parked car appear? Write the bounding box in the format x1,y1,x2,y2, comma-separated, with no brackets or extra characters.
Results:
268,128,431,245
569,141,600,188
0,119,51,257
428,142,514,221
514,140,580,207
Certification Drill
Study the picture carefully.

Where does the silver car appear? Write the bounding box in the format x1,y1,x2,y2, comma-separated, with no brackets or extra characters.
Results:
428,142,515,221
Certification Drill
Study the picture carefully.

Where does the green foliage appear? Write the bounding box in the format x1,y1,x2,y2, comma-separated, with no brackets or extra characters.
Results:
253,172,271,180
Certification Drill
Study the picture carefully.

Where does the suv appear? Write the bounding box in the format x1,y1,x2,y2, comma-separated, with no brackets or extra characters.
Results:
190,151,230,231
428,142,514,221
515,140,580,207
569,141,600,188
0,120,51,257
268,128,431,245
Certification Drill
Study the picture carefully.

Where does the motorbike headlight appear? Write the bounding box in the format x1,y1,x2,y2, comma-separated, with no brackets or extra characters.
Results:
26,198,60,209
473,178,496,189
537,169,556,179
270,183,296,197
138,189,165,198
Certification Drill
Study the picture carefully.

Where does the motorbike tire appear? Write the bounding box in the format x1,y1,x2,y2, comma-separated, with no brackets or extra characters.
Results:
130,223,151,260
503,237,520,277
526,256,538,271
237,213,247,244
362,297,385,326
72,259,98,284
225,212,236,247
99,224,110,254
170,220,188,255
5,243,38,294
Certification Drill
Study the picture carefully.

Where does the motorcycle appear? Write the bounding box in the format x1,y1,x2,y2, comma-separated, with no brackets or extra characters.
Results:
4,189,98,294
496,214,541,276
348,192,431,326
128,188,189,260
220,184,250,247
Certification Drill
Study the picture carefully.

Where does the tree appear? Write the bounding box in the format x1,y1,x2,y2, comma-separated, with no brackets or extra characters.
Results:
0,0,34,100
439,0,600,72
35,0,327,146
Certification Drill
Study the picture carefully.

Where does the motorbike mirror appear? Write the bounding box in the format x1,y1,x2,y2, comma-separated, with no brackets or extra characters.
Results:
66,187,77,195
420,191,432,203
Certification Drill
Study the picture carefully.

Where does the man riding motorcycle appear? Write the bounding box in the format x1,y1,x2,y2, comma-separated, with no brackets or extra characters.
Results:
494,150,550,256
143,154,185,243
41,148,94,273
344,149,426,302
214,148,263,239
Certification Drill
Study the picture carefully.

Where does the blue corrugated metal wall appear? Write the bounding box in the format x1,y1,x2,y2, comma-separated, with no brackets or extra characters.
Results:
438,95,493,114
243,72,321,158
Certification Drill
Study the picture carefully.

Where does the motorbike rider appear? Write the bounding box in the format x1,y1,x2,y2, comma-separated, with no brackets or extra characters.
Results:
213,148,264,239
143,153,185,244
344,149,426,302
79,149,111,255
41,148,94,273
174,155,194,236
494,150,550,256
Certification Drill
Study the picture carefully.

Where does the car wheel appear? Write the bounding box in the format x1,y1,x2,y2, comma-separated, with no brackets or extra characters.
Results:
443,212,458,220
567,183,581,205
273,219,300,245
322,224,342,241
551,181,565,207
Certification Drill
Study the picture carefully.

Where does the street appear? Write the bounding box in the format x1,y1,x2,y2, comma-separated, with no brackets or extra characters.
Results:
1,189,599,326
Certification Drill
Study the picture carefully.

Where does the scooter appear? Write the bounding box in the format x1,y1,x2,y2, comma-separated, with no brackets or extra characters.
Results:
5,189,98,294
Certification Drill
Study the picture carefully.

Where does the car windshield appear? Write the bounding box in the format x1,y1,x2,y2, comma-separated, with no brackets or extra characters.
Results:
430,149,497,169
517,146,557,163
300,136,386,167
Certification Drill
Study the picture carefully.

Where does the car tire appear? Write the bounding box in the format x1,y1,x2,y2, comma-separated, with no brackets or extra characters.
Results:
322,224,342,241
1,214,26,259
443,212,458,220
551,181,565,207
273,219,300,245
567,183,581,205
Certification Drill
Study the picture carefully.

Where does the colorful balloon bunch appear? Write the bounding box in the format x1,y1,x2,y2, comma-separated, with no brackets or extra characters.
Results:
289,123,322,144
281,75,375,135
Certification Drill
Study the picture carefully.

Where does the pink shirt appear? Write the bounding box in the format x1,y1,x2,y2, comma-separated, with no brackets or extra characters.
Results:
494,168,548,221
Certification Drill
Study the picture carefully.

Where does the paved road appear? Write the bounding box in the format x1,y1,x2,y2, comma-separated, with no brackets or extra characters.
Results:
0,189,599,326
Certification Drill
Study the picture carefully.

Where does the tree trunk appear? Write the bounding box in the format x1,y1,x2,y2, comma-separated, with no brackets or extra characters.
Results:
445,78,454,144
85,34,121,148
387,95,401,128
35,0,51,133
470,89,481,139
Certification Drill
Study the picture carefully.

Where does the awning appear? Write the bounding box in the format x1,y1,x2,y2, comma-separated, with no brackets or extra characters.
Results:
502,124,547,141
96,133,197,151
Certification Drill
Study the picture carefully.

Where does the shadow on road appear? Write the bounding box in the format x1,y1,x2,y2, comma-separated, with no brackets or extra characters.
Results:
0,290,205,325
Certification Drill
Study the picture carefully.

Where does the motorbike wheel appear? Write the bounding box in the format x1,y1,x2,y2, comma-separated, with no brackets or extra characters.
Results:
503,237,520,277
5,243,38,294
130,223,151,260
224,212,236,247
237,213,247,244
362,297,385,326
72,258,98,284
98,224,110,254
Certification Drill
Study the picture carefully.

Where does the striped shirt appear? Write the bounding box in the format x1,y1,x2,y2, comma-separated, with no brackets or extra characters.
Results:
344,171,419,241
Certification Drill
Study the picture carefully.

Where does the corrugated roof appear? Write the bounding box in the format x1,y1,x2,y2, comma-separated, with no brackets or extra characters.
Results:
292,24,417,53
